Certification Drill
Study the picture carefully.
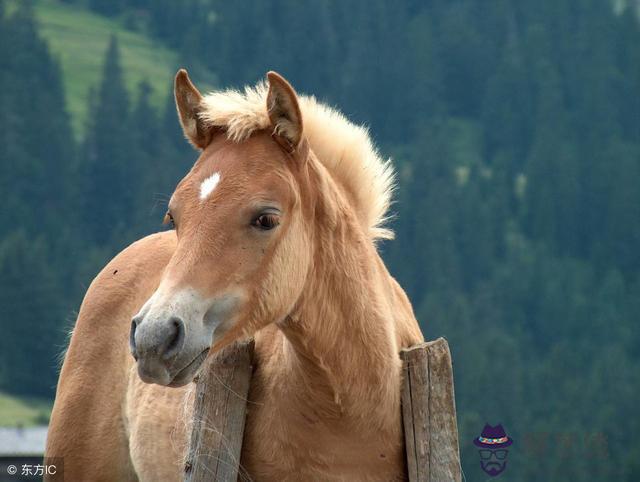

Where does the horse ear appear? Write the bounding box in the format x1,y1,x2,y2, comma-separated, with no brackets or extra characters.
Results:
266,71,303,150
174,69,211,149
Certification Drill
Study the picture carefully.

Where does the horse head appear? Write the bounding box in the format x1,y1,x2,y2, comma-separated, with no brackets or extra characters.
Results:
130,70,315,386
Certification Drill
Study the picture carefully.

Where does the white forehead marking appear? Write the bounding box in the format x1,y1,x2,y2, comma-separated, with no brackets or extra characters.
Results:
199,172,221,201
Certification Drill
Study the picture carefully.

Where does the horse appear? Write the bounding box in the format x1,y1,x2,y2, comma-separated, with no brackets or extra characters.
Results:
45,70,424,481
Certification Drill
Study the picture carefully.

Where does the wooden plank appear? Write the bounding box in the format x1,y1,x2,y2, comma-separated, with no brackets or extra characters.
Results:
401,342,430,481
426,338,461,482
401,338,461,482
184,339,254,482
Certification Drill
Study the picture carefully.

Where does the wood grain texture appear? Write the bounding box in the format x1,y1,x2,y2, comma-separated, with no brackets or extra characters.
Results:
184,339,254,482
401,338,461,482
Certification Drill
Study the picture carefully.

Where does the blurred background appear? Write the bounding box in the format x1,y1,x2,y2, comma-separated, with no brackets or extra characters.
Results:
0,0,639,480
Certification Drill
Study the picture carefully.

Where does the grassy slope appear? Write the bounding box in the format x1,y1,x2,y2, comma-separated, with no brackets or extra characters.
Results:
0,392,52,427
25,0,179,135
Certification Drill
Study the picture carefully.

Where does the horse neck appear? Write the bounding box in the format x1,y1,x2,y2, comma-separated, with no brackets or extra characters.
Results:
276,163,402,428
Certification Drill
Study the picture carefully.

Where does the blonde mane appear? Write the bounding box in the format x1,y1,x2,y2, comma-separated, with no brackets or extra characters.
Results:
199,82,395,240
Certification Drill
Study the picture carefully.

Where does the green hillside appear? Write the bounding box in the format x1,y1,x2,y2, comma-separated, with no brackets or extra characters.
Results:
0,392,52,427
10,0,179,135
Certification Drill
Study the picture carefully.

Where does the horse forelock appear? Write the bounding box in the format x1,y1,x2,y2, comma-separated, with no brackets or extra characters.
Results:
198,82,395,241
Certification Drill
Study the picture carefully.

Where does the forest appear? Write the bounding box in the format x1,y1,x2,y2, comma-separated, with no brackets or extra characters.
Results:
0,0,639,479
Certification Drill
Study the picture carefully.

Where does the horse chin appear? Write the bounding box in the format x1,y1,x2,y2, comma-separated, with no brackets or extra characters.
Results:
167,348,210,387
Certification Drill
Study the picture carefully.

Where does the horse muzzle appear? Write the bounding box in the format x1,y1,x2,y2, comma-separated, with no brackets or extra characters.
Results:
129,287,241,386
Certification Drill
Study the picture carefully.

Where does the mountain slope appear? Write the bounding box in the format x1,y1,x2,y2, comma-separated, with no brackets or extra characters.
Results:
12,0,179,135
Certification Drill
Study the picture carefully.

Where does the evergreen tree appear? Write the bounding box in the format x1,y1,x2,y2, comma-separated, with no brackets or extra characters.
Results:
0,1,74,239
81,36,136,247
130,80,166,236
0,231,62,396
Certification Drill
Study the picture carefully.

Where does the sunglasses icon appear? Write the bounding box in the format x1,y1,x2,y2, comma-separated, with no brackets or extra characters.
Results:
479,449,508,460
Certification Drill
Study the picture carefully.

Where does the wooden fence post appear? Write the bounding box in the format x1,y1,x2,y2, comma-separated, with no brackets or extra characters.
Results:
184,339,254,482
401,338,462,482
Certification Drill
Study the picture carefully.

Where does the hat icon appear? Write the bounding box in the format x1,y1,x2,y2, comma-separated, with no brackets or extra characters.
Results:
473,424,513,448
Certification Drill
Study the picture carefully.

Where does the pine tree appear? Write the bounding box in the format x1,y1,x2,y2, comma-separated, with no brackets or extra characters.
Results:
81,36,135,247
0,231,62,396
0,1,74,239
482,26,533,168
130,80,163,236
405,11,446,138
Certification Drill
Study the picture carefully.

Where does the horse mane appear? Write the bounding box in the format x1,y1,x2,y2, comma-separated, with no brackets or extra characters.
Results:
199,82,395,241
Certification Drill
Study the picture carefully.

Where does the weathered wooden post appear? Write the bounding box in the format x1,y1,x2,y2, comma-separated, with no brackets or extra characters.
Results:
401,338,462,482
184,339,254,482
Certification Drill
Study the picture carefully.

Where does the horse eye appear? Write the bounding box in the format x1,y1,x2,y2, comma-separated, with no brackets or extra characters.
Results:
252,213,279,231
163,211,175,228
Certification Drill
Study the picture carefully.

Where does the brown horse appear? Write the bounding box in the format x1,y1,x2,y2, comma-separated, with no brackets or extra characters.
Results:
46,70,424,481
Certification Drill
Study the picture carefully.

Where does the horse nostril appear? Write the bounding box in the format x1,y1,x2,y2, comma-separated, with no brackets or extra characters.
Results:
129,318,139,360
162,317,185,360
